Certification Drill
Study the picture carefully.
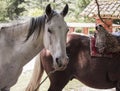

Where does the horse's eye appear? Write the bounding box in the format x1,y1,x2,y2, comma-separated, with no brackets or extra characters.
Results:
48,29,52,34
67,28,69,32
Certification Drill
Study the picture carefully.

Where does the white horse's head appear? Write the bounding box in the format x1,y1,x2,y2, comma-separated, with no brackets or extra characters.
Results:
43,4,69,70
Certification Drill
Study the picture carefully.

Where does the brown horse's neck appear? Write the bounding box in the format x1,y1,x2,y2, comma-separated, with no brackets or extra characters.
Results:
67,33,91,69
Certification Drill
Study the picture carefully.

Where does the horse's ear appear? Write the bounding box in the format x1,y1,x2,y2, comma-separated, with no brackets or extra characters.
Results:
60,4,69,17
45,4,52,18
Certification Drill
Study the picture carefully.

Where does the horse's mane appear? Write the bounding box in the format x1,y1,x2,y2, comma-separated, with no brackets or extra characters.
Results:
25,15,46,41
0,17,46,41
0,10,58,41
0,20,28,30
25,10,58,41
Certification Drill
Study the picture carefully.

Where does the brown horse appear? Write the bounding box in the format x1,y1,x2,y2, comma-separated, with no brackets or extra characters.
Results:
26,33,120,91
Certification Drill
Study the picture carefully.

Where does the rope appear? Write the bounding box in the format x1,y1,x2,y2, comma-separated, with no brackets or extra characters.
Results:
95,0,109,27
34,69,58,91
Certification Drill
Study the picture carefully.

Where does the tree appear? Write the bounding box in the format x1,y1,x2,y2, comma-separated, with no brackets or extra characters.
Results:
0,0,8,21
7,0,25,20
0,0,92,22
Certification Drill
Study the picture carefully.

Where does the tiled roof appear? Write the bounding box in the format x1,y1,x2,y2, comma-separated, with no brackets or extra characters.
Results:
80,0,120,19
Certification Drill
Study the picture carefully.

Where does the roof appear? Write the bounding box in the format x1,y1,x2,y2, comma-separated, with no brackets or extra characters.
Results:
80,0,120,19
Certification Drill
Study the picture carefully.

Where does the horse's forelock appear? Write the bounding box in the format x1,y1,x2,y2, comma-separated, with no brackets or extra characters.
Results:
46,10,58,22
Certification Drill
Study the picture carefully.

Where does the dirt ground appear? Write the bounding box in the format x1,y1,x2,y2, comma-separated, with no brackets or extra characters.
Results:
11,70,115,91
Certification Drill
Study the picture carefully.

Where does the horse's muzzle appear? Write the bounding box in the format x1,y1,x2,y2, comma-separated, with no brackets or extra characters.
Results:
54,57,69,71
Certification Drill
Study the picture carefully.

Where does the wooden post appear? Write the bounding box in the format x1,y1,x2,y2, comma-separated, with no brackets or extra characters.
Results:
68,27,75,34
83,27,88,34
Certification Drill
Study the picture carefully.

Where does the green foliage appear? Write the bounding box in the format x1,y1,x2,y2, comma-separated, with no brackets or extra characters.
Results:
81,16,95,23
89,28,95,35
75,28,82,33
0,0,8,21
0,0,92,22
113,19,120,25
6,0,25,20
47,0,92,22
22,0,44,16
65,0,92,22
27,8,43,17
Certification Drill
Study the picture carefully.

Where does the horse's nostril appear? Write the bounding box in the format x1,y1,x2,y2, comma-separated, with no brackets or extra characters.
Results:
56,58,62,67
56,58,59,62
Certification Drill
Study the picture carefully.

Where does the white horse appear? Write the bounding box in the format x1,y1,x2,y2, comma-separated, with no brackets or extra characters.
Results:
0,4,69,91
